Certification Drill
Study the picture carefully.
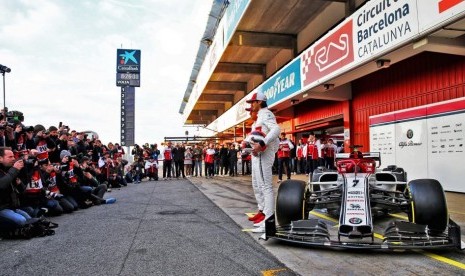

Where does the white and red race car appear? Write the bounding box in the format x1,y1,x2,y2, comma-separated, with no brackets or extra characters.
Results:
262,147,464,250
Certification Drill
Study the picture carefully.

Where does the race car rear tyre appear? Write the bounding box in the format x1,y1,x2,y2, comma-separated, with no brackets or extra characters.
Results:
407,179,448,233
276,180,308,226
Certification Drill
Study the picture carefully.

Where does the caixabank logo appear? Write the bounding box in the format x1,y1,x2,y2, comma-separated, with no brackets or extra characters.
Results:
116,49,141,73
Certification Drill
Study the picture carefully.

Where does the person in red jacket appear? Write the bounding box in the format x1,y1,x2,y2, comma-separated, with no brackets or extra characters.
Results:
277,132,294,183
204,143,215,178
323,138,338,170
303,132,321,177
162,142,173,180
296,139,305,174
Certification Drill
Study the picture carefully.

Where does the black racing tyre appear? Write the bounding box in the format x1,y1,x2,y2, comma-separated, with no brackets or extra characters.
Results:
276,180,308,226
407,179,448,233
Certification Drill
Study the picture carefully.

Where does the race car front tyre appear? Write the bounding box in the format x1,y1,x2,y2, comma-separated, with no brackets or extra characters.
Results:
407,179,448,233
276,180,309,226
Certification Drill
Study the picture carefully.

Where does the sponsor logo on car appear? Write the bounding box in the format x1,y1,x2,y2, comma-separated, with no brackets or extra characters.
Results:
349,217,363,224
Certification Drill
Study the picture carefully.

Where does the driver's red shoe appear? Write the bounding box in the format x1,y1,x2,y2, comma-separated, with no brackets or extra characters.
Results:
253,214,265,225
248,211,264,222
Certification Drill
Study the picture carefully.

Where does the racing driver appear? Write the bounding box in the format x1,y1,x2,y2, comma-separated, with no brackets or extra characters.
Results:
246,92,280,233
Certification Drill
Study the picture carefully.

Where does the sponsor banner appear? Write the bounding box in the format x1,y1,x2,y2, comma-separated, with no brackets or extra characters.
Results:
183,19,226,123
395,119,427,180
370,124,395,165
224,0,251,45
369,97,465,192
301,20,354,88
418,0,465,32
258,58,302,106
353,0,418,61
235,97,250,124
116,49,141,73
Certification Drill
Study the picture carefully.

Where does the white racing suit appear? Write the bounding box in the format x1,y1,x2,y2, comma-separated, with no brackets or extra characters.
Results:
250,108,280,219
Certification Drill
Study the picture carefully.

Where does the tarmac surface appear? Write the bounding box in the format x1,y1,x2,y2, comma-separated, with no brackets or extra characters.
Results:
0,179,295,276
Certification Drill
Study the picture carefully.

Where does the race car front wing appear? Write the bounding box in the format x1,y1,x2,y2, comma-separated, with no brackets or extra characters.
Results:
261,215,465,250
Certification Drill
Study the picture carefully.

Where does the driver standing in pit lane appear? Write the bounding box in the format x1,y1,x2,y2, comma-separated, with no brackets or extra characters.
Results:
245,92,280,233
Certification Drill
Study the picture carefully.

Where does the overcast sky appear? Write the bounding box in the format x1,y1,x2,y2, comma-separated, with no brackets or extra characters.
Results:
0,0,212,145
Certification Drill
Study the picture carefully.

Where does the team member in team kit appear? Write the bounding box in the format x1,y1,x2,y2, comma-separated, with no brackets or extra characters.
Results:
162,142,173,180
245,92,280,233
303,132,321,178
277,132,294,183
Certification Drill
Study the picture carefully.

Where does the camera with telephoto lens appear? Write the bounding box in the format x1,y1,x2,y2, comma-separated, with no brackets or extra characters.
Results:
5,110,24,122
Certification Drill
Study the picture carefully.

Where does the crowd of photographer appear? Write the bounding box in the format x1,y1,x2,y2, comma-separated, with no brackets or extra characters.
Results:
0,110,133,239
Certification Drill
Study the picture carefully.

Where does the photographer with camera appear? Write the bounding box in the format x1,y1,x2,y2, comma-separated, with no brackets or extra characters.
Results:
75,156,116,205
20,155,67,217
47,126,65,163
0,147,34,233
58,150,93,209
38,159,76,214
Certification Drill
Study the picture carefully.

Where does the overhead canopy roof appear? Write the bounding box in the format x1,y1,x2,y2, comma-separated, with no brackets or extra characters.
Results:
179,0,353,125
180,0,465,131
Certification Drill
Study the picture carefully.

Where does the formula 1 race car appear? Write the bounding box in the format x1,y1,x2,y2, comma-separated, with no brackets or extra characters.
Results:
261,147,464,250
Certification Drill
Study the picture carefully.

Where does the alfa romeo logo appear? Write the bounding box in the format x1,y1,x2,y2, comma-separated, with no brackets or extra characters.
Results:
406,129,414,139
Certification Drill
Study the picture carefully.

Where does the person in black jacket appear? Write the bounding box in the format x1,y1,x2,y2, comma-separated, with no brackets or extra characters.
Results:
0,147,33,231
172,143,185,178
219,144,229,176
228,144,238,176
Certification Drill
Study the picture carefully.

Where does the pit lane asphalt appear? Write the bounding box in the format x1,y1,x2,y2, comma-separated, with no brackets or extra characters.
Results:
188,173,465,276
0,179,295,276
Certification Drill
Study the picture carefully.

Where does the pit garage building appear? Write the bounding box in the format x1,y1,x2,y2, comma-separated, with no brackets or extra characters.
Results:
179,0,465,193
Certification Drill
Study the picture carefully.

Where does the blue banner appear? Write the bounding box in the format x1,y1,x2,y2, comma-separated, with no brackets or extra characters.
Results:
224,0,250,45
257,58,302,106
